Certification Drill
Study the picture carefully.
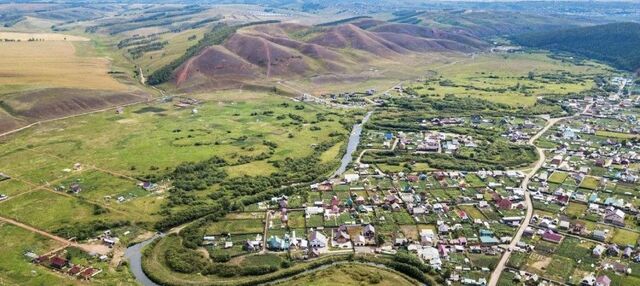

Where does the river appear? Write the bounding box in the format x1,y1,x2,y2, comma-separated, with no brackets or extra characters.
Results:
332,111,373,177
125,235,162,286
126,111,374,285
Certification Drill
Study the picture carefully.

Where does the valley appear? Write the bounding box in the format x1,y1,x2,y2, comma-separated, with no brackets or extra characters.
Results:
0,1,639,286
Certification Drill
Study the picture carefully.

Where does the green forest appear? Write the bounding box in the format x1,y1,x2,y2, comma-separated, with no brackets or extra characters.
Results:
512,22,640,72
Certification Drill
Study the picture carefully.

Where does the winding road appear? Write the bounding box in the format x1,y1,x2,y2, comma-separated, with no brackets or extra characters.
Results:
487,103,593,286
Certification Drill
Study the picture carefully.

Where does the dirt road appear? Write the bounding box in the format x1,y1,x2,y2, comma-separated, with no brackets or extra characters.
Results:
0,215,110,255
487,104,592,286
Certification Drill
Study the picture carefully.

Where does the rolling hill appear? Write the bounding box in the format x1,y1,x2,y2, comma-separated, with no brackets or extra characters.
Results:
512,22,640,72
170,20,489,90
392,10,587,38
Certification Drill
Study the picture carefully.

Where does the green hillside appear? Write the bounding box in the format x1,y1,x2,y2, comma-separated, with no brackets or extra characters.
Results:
512,22,640,71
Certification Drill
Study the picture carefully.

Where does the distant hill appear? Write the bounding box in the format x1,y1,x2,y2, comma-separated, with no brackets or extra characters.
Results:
512,22,640,72
395,10,586,38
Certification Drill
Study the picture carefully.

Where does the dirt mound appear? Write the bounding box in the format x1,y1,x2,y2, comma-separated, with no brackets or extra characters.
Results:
5,88,143,121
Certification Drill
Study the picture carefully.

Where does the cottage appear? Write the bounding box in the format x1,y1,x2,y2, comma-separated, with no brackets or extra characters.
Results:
334,225,351,244
593,244,606,257
541,230,563,244
592,230,607,241
309,231,327,248
496,198,512,210
363,224,375,239
49,256,68,269
604,208,626,227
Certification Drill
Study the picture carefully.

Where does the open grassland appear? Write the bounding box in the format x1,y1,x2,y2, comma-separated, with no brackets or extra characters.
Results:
0,41,129,96
0,93,347,177
0,92,348,229
281,52,454,97
278,263,418,286
408,52,609,106
0,223,70,286
0,190,132,232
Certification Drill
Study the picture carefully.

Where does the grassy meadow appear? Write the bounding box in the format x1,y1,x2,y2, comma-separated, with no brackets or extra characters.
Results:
408,52,611,106
0,92,349,229
0,223,68,286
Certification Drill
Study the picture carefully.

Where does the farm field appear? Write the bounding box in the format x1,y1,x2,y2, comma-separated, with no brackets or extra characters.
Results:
0,41,130,96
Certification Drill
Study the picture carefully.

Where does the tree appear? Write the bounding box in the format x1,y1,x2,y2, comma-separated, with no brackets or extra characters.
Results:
528,71,535,80
375,234,385,246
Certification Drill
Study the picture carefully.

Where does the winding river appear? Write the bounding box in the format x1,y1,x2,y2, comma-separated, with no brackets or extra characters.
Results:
125,235,162,286
332,110,373,177
126,111,374,285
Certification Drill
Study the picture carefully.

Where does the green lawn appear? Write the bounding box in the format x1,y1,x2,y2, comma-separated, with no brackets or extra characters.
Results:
579,176,600,190
548,171,569,184
611,228,640,246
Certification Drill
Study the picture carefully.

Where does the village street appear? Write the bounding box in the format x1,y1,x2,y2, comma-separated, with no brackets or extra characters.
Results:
488,102,594,286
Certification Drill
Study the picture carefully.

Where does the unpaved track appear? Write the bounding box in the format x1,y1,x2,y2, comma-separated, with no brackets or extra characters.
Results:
0,215,110,255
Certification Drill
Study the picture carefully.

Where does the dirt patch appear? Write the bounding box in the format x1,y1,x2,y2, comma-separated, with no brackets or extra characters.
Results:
528,253,552,273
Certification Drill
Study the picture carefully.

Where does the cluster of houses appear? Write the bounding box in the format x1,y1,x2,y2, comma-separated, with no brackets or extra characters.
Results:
27,252,101,281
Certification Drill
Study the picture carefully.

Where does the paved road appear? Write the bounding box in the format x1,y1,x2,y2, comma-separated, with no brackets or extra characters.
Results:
487,104,592,286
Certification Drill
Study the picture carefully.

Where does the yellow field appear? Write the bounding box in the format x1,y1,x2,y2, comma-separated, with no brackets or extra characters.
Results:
0,41,128,95
0,31,89,41
134,27,207,74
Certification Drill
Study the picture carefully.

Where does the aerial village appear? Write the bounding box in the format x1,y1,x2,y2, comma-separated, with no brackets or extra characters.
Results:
192,76,640,286
1,76,636,285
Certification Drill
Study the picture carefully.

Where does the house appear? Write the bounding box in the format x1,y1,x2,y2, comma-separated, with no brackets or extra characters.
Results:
595,275,611,286
334,225,351,244
593,244,606,257
607,245,620,256
68,265,83,276
353,235,366,246
604,208,626,227
309,231,327,248
541,230,563,244
417,247,442,270
571,221,586,234
592,230,607,241
244,239,261,251
79,268,100,280
438,224,449,234
555,194,570,206
420,229,435,246
363,224,375,239
267,236,289,251
496,199,512,210
49,256,68,269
